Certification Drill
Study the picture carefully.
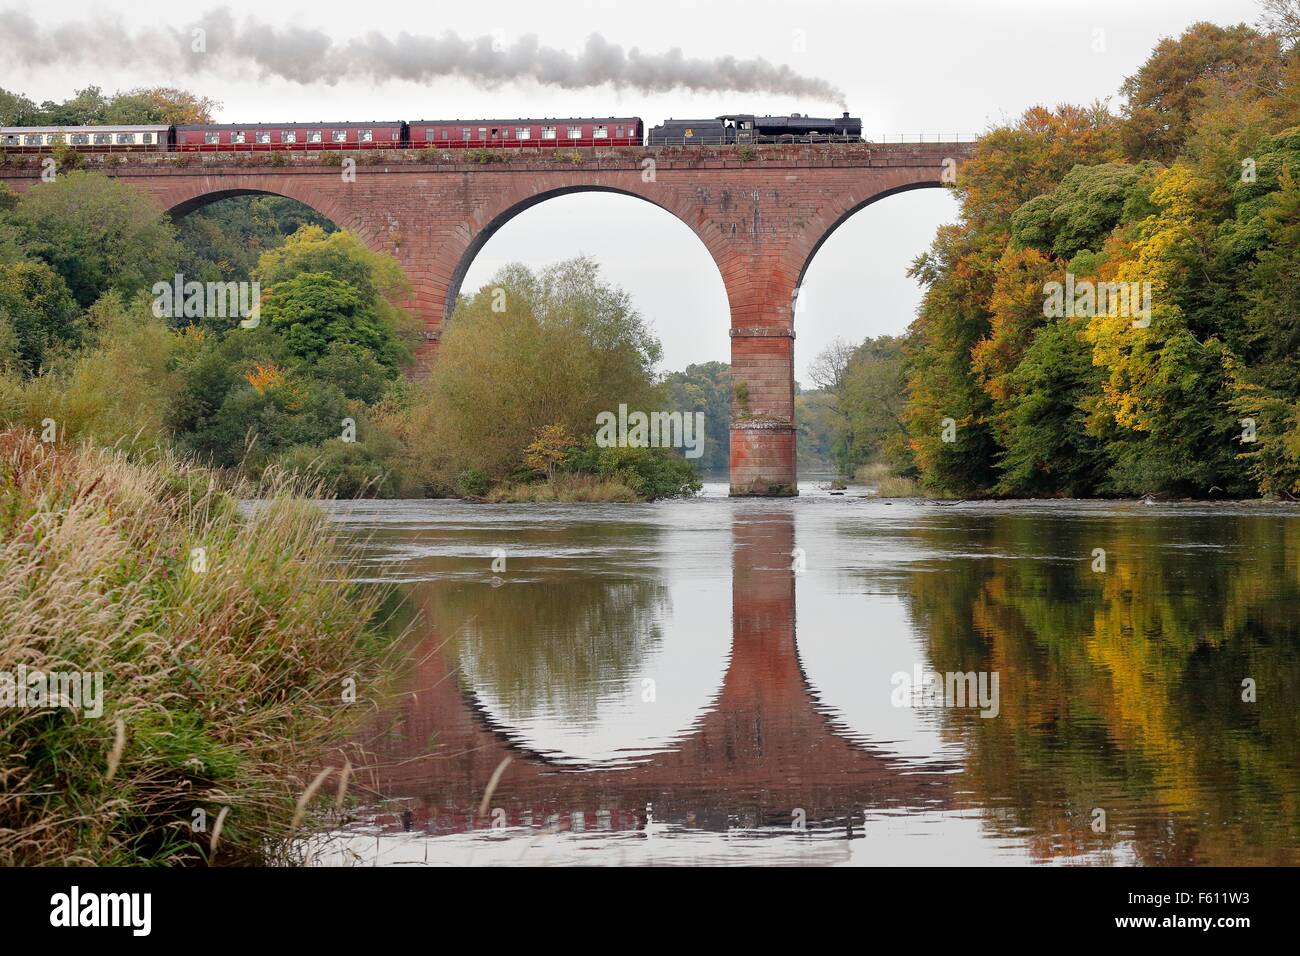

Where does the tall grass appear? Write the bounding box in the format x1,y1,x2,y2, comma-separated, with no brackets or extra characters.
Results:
0,428,394,865
484,473,641,503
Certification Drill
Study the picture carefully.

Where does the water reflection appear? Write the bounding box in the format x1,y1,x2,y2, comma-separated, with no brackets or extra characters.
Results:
319,499,1300,866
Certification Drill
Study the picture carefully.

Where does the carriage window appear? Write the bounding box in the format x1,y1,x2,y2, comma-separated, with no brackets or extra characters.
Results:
567,126,582,139
308,130,322,143
615,127,622,138
425,129,435,141
204,132,220,144
283,131,297,143
2,134,16,145
255,131,271,144
593,125,608,139
360,130,373,142
441,129,449,140
232,131,246,144
71,133,89,145
515,127,530,140
142,133,153,144
478,128,487,140
116,133,134,144
24,134,41,146
94,133,112,145
461,128,470,140
332,130,348,143
542,126,556,140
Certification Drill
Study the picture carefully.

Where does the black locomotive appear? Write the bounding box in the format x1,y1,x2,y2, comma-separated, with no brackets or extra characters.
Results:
647,112,863,146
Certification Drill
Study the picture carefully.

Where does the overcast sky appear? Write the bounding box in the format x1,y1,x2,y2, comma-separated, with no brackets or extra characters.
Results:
2,0,1263,380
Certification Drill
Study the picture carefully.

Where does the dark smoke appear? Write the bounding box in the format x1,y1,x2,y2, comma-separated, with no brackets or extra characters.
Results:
0,6,846,105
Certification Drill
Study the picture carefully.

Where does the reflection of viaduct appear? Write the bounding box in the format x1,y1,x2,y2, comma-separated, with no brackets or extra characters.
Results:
0,142,971,494
349,510,952,835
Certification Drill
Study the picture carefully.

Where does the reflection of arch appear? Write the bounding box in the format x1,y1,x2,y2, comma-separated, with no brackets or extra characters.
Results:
440,180,732,324
354,508,954,827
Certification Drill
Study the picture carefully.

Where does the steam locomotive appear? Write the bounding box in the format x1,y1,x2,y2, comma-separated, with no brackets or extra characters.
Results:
0,112,863,152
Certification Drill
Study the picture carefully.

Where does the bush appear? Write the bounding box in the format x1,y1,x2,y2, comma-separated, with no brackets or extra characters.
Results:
271,439,397,498
563,440,702,500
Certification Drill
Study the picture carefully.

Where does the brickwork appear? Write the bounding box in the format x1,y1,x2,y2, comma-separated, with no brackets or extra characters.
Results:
0,141,971,494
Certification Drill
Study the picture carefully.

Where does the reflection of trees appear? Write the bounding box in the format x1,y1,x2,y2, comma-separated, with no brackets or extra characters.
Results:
894,512,1300,864
355,515,672,725
422,577,668,724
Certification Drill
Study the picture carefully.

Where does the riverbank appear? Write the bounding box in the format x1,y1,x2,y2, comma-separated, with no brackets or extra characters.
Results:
0,429,396,865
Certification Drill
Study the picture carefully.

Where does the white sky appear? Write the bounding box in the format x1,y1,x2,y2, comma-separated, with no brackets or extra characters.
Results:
2,0,1263,379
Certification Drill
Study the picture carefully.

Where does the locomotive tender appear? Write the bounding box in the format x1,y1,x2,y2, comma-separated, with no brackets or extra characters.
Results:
0,112,861,153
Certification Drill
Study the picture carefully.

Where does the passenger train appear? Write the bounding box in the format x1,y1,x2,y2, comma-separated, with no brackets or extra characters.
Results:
0,112,863,153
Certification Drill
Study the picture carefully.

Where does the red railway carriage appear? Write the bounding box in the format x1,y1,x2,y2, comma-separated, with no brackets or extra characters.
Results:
173,121,404,151
409,117,643,149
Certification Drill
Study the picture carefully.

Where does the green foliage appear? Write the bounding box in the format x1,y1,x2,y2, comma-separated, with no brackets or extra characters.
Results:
256,225,414,367
996,320,1107,496
0,259,83,375
563,440,702,500
176,195,335,286
413,258,663,485
897,20,1300,499
661,360,730,473
0,85,217,126
7,171,180,307
1009,162,1152,259
262,272,389,366
271,439,397,498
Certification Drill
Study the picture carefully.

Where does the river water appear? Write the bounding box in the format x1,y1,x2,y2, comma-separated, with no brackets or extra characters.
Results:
313,484,1300,866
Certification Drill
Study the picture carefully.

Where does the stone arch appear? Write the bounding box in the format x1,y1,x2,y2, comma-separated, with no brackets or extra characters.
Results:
788,173,956,295
433,175,737,326
154,176,442,332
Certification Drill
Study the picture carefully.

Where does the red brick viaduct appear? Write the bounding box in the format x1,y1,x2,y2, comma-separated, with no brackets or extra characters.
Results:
0,141,973,494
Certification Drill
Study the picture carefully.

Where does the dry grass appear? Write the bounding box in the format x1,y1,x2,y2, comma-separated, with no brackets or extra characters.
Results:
0,429,394,865
484,473,640,503
856,461,922,498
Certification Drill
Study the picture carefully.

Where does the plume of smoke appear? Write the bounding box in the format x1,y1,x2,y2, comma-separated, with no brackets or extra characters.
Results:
0,5,846,106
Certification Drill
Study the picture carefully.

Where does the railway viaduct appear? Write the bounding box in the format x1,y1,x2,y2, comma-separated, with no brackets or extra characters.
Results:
0,141,974,495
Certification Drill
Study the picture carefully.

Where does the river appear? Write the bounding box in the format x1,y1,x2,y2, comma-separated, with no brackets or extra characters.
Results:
311,485,1300,866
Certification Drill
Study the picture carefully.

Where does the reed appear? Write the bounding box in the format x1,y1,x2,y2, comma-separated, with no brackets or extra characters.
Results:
0,428,393,865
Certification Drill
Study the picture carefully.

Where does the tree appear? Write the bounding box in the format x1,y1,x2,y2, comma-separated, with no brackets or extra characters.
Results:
256,225,414,366
411,258,663,484
996,320,1107,496
1121,22,1284,162
662,361,730,474
0,261,83,375
807,338,859,473
262,272,392,366
8,171,180,307
842,335,911,473
523,424,578,479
